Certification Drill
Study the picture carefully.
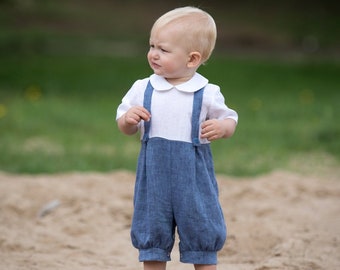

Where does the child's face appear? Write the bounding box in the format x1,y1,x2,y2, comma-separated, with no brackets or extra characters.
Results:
148,24,194,84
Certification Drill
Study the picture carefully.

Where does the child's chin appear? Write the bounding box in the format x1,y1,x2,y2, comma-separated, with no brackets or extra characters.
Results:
153,70,164,76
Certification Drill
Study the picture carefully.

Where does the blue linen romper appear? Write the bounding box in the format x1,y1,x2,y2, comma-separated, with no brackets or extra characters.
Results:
131,81,227,265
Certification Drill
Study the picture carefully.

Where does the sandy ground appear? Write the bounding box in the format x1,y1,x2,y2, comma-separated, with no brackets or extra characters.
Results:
0,169,339,270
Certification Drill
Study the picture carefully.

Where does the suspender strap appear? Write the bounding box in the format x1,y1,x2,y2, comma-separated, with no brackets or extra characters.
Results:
191,87,204,146
142,81,153,142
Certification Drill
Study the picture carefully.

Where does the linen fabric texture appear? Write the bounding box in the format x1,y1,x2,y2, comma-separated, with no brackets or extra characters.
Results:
122,76,231,264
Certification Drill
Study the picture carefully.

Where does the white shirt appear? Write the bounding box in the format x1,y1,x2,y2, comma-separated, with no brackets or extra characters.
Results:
116,73,238,144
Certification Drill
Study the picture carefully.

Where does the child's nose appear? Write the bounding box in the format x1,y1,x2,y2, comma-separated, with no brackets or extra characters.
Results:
150,50,159,59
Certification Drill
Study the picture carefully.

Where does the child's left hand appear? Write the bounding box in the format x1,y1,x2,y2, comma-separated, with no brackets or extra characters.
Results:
200,118,237,141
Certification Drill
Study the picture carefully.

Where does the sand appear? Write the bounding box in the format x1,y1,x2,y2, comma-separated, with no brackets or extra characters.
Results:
0,169,339,270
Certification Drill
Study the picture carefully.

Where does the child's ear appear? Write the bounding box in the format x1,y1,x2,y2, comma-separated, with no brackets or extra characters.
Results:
187,52,202,68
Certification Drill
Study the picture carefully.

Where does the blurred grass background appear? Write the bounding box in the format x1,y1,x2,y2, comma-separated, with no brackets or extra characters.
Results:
0,0,339,176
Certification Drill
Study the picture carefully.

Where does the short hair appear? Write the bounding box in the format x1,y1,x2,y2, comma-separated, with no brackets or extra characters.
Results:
151,6,217,63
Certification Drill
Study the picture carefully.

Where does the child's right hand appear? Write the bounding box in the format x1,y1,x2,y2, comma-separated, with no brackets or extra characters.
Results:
124,106,151,125
117,106,151,135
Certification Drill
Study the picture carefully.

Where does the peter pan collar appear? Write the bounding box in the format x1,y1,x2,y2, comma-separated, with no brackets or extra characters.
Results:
149,73,208,93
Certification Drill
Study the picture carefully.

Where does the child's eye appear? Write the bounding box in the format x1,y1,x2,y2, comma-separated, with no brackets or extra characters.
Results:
160,48,168,53
150,44,155,48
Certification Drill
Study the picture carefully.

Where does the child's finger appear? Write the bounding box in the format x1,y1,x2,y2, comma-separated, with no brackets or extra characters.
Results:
137,109,151,121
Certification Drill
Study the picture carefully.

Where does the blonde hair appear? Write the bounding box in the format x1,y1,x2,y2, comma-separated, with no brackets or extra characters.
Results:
151,6,217,63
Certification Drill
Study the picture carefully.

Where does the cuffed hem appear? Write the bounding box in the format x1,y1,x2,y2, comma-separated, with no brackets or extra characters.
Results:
139,248,171,262
180,251,217,264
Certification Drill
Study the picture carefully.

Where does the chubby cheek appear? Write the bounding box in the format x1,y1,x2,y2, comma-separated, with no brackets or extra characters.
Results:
147,51,152,63
161,56,174,69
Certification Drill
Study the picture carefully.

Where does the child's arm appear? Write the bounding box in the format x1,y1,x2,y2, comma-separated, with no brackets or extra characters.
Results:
200,118,237,141
117,106,151,135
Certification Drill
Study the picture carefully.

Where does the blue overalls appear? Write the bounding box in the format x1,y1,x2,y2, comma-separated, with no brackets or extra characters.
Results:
131,81,226,265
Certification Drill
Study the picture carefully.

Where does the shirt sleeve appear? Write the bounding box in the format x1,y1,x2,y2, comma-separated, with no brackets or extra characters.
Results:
207,86,238,123
116,79,148,120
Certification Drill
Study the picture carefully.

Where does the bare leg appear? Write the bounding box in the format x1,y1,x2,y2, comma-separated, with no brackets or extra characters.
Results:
194,264,217,270
144,261,167,270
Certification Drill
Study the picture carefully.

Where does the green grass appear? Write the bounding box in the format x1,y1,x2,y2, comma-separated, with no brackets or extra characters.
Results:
0,53,339,176
0,54,148,173
0,1,339,176
205,56,340,175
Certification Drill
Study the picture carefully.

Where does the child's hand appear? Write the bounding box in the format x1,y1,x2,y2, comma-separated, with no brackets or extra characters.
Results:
118,106,151,135
124,106,151,125
201,118,236,141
